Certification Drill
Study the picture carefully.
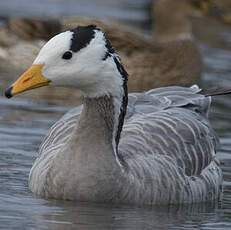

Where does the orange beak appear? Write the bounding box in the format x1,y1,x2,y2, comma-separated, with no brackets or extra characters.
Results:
5,64,50,98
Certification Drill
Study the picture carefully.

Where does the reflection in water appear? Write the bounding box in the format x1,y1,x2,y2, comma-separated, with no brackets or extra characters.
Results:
0,1,231,230
36,202,222,230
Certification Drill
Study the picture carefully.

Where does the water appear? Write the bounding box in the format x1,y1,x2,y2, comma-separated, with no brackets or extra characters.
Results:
0,1,231,230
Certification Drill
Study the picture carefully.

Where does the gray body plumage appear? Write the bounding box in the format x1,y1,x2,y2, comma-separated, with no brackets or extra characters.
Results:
29,85,222,205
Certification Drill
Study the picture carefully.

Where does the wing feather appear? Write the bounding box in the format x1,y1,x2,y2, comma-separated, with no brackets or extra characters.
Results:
39,86,218,179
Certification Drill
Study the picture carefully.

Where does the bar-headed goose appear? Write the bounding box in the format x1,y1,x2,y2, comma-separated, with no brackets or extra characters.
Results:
5,25,224,205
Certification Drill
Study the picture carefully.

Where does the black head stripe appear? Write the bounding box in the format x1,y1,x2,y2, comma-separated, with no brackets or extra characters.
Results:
70,25,99,52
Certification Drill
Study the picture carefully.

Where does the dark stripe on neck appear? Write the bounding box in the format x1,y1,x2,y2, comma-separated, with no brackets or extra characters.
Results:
102,33,115,61
113,56,128,149
70,25,98,52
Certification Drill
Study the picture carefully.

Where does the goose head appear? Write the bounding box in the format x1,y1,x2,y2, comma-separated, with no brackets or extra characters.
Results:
5,25,125,98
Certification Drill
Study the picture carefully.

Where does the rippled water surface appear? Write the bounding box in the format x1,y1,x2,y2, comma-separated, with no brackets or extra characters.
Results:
0,1,231,230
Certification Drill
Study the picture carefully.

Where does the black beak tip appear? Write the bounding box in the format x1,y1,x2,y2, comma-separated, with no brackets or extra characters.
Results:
5,86,13,98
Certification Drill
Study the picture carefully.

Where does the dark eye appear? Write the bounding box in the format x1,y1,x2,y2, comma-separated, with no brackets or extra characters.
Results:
62,51,73,60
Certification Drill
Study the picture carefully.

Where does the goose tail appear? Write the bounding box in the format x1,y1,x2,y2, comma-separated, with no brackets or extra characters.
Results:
201,87,231,97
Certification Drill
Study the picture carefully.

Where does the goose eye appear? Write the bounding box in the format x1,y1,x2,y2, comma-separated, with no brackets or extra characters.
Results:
62,51,73,60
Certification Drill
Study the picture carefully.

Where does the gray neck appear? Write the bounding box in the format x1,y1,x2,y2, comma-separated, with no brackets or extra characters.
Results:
78,96,115,147
58,95,126,201
69,94,126,170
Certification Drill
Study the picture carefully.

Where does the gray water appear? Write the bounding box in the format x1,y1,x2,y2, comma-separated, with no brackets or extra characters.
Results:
0,1,231,229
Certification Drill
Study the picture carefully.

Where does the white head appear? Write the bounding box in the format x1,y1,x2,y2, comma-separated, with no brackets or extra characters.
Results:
5,25,127,98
